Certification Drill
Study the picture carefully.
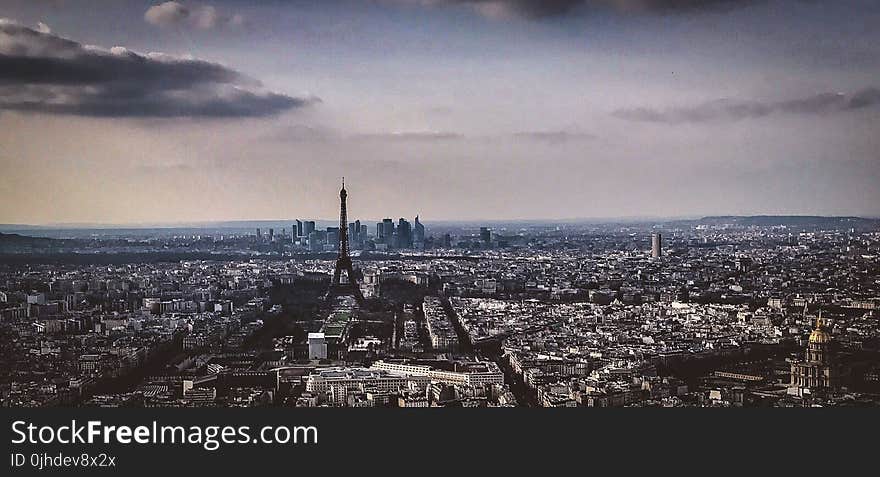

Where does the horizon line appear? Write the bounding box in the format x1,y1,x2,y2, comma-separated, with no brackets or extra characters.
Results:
1,214,879,230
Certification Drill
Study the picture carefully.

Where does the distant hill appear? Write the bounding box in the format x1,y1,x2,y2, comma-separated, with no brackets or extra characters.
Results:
693,215,878,227
0,232,59,244
0,232,68,250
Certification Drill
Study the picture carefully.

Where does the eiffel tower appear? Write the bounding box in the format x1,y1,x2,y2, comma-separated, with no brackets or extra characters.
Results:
330,178,364,302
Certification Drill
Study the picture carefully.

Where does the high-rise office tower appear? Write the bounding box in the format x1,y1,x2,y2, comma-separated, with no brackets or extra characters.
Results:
308,231,327,252
326,227,339,250
303,221,316,238
268,228,274,242
480,227,491,244
348,222,359,248
651,233,662,258
256,228,262,240
295,219,303,237
398,218,412,248
413,215,425,245
382,219,395,244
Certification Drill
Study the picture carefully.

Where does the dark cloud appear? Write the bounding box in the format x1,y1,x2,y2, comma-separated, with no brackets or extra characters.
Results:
613,88,880,123
396,0,755,19
0,19,315,117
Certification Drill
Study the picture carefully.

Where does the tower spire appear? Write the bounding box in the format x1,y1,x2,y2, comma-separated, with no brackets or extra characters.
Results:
331,177,363,303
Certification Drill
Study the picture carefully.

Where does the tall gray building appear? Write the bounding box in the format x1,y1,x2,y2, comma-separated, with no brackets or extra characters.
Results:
651,233,662,258
480,227,491,244
303,221,316,238
413,215,425,246
381,219,395,244
397,218,412,248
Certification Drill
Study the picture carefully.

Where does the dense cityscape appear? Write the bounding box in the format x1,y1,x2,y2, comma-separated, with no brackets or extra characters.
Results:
1,184,878,408
2,3,879,475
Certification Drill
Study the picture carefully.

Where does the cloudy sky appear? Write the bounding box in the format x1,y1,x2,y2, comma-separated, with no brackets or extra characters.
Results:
0,0,878,224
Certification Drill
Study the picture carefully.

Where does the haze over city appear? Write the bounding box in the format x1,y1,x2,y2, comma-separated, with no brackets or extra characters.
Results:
4,5,880,470
1,0,879,224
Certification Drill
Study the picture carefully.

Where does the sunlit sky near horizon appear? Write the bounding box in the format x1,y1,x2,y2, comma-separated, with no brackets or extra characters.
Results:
1,0,879,224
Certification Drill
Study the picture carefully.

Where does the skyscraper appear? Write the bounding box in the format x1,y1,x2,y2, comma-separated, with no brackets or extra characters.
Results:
381,219,394,245
326,227,339,250
398,218,412,249
295,219,303,237
480,227,491,244
413,215,425,247
308,231,322,251
651,233,662,258
303,220,316,238
348,221,360,248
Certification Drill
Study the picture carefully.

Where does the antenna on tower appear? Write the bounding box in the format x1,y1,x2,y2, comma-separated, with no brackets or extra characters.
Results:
331,177,363,303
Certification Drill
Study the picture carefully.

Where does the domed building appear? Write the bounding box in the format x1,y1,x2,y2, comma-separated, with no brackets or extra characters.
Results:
789,314,842,395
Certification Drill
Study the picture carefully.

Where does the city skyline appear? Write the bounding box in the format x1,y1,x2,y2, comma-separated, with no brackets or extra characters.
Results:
3,211,878,410
2,1,879,223
4,3,880,469
9,212,880,230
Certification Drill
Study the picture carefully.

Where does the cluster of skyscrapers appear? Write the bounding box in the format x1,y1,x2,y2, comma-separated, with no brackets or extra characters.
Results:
375,216,425,250
255,216,426,252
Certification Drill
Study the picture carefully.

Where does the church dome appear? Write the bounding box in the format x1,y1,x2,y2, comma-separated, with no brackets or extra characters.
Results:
809,327,831,344
808,315,831,344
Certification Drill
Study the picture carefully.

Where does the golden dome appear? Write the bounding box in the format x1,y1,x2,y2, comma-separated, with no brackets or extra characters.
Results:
808,315,831,344
809,327,831,344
